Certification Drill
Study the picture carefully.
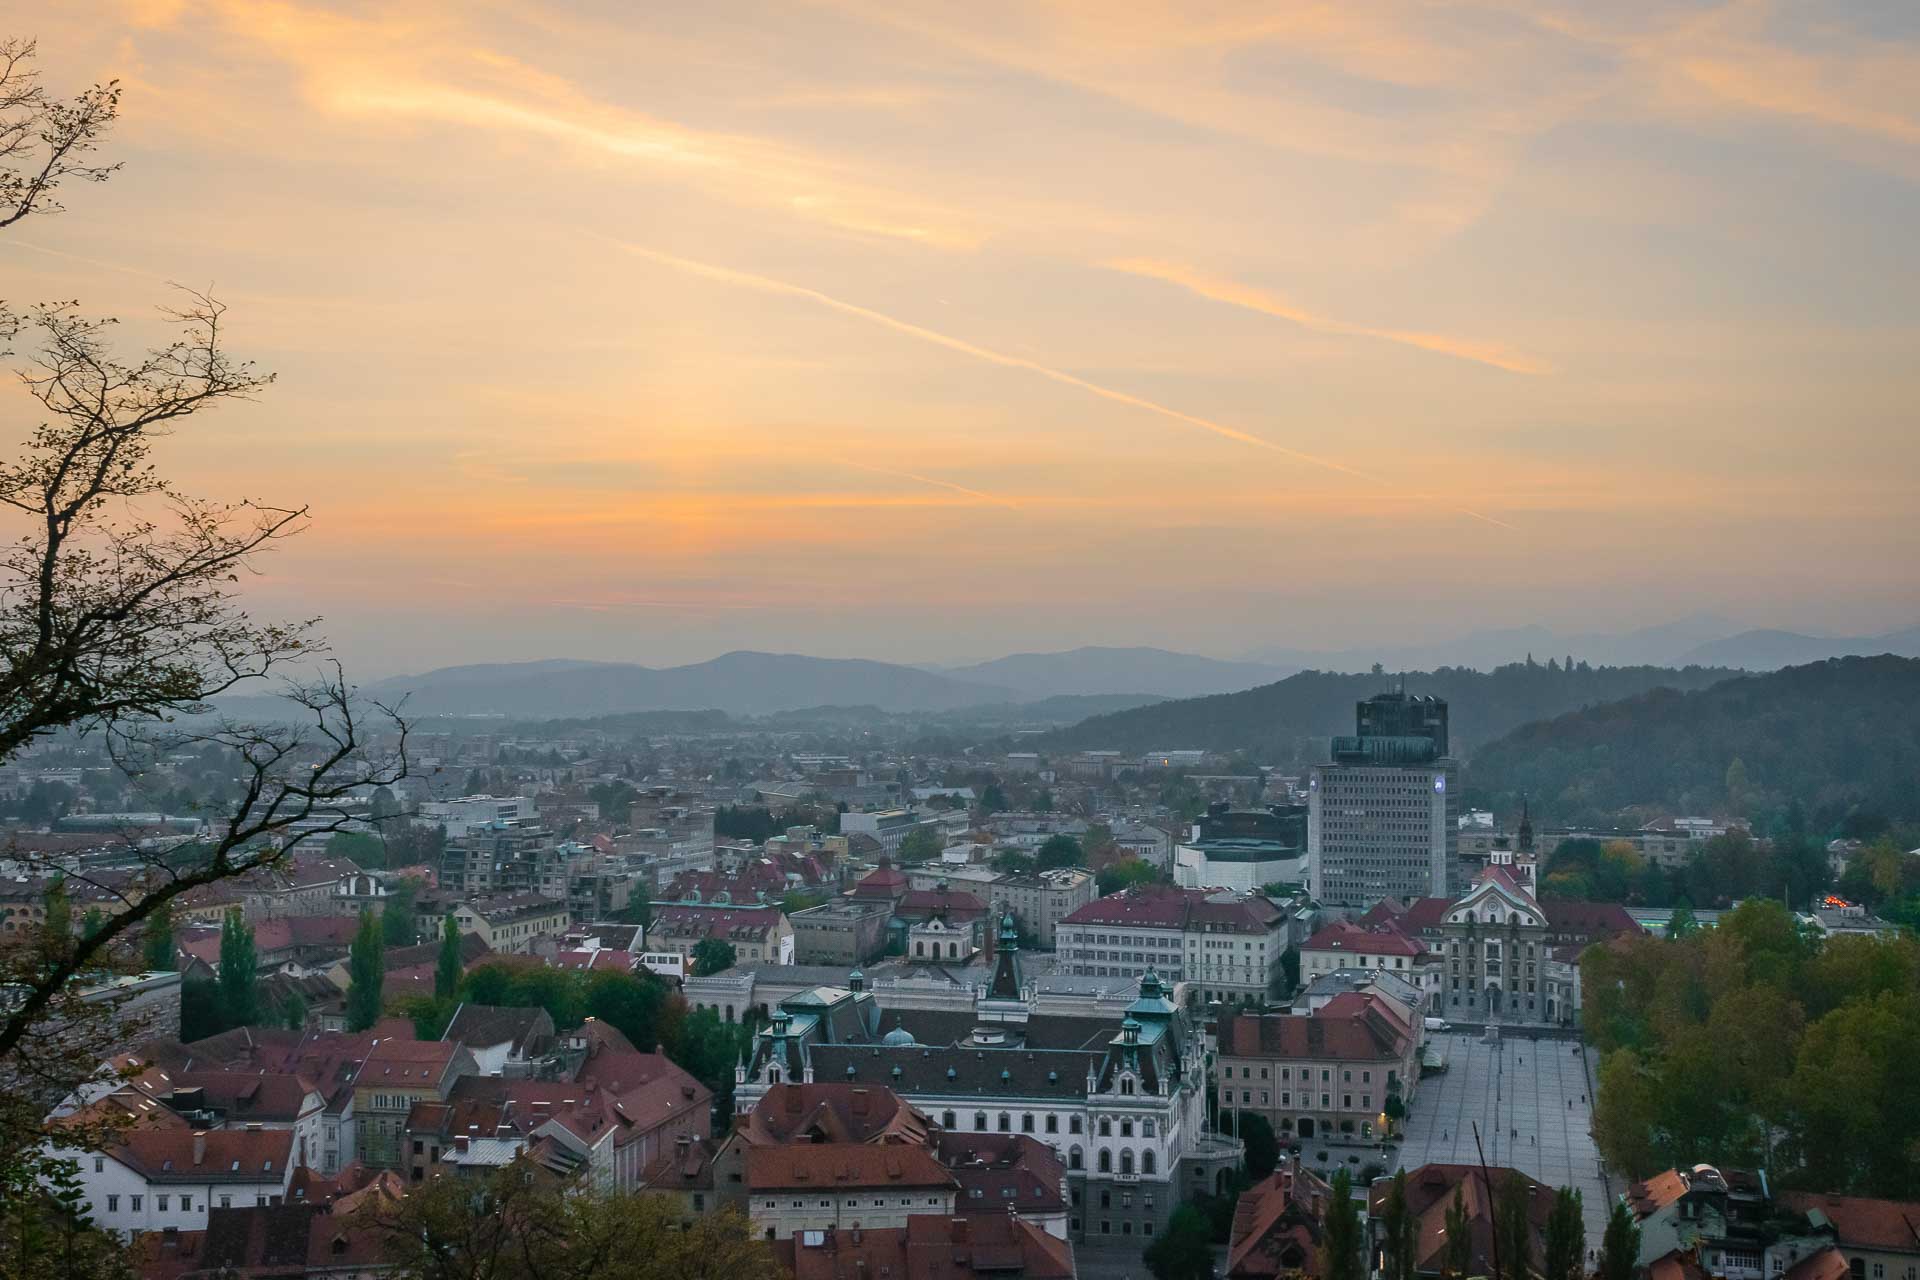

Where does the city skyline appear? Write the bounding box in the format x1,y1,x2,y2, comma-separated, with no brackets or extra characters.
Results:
7,2,1918,674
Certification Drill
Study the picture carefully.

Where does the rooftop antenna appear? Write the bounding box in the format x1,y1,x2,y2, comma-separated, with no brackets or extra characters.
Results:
1473,1121,1504,1280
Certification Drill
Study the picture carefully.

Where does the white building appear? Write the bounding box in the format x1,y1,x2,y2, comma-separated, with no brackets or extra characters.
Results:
56,1128,295,1237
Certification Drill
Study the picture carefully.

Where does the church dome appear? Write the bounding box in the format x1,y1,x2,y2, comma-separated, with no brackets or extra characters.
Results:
881,1025,917,1047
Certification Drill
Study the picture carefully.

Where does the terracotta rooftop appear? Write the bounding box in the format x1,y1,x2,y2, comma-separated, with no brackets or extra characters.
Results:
114,1127,294,1183
1778,1192,1920,1253
745,1142,956,1192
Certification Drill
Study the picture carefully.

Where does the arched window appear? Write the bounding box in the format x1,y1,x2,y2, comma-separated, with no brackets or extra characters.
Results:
1121,1079,1135,1095
1098,1150,1112,1174
1069,1147,1084,1170
1099,1118,1111,1137
915,942,924,957
1120,1149,1134,1176
949,942,958,958
1142,1150,1156,1175
768,1067,781,1083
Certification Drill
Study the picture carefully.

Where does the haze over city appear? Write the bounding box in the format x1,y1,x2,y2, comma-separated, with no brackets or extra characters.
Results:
7,8,1920,1280
7,1,1919,676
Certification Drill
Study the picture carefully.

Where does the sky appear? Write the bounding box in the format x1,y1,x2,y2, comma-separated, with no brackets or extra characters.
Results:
5,0,1919,677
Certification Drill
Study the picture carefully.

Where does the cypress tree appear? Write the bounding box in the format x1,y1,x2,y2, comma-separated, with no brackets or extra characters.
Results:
435,914,461,1001
346,908,385,1032
143,898,176,971
218,908,259,1028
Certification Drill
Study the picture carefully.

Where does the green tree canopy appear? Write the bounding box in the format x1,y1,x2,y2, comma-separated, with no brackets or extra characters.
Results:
217,908,259,1028
1144,1204,1214,1280
435,914,462,1001
1096,857,1159,896
691,938,737,977
1035,833,1084,870
1599,1200,1642,1280
1320,1167,1363,1280
346,909,385,1032
382,876,420,947
896,826,942,864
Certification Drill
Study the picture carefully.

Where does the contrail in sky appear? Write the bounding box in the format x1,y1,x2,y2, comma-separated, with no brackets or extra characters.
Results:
615,241,1517,532
831,458,1020,509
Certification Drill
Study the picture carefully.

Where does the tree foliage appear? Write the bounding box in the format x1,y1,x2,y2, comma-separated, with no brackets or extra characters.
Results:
1443,1186,1473,1280
1545,1187,1586,1280
1144,1204,1214,1280
1240,1110,1280,1181
216,908,258,1028
367,1163,779,1280
435,914,461,1001
1585,898,1920,1197
1320,1166,1363,1280
691,938,737,977
346,909,385,1032
1598,1200,1641,1280
1383,1169,1416,1280
1096,856,1160,895
382,876,419,947
1035,833,1084,870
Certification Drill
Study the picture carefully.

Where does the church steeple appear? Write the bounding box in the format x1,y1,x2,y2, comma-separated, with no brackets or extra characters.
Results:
1517,795,1535,855
986,911,1022,1001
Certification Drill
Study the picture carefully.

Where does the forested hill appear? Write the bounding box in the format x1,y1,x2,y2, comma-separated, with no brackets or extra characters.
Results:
1038,660,1738,760
1466,655,1920,828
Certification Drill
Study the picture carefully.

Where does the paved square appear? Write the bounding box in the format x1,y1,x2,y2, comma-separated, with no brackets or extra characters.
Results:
1393,1031,1611,1245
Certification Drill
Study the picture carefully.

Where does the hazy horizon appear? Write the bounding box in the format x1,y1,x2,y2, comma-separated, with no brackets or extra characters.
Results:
8,2,1920,678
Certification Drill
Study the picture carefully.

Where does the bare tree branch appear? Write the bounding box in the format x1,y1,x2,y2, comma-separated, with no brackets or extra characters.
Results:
0,38,121,232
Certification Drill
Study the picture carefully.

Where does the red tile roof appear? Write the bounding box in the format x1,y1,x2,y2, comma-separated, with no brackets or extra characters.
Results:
1221,994,1414,1063
1302,920,1426,958
1778,1193,1920,1253
114,1128,294,1183
745,1142,956,1192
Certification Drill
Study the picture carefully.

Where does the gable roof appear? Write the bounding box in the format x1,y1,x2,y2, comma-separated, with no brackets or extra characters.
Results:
114,1128,294,1183
1777,1193,1920,1253
745,1142,956,1192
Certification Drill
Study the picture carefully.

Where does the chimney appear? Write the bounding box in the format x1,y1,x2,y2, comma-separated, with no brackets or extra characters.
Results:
454,1135,469,1153
192,1133,207,1166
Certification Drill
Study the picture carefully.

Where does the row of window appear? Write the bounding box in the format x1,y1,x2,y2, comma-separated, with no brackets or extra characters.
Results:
101,1192,271,1214
1227,1065,1375,1084
762,1197,943,1210
1224,1088,1373,1111
935,1109,1158,1140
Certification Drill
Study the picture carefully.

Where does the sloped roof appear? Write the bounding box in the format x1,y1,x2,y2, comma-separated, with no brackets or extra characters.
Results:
1229,1166,1331,1280
114,1128,294,1183
745,1082,931,1146
442,1004,554,1056
1303,920,1426,958
1222,995,1413,1063
1374,1163,1553,1277
1777,1192,1920,1252
745,1141,956,1191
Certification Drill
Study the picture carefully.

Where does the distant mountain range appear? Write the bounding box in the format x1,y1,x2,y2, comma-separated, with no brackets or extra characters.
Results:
930,646,1294,698
1034,661,1741,759
1236,617,1920,673
206,619,1920,723
1467,655,1920,827
1673,626,1920,670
